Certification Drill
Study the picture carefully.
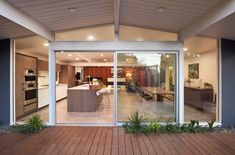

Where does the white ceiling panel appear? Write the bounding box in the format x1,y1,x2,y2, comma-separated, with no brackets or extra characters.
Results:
120,0,223,32
0,16,34,40
6,0,228,38
199,13,235,40
7,0,114,31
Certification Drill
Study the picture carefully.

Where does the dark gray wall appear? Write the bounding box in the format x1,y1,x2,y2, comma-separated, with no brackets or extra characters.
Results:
0,39,11,125
221,39,235,127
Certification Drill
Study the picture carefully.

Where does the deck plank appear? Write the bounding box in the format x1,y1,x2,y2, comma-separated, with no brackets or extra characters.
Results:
124,134,134,155
103,127,113,155
0,127,235,155
96,127,108,155
118,127,126,155
111,127,119,155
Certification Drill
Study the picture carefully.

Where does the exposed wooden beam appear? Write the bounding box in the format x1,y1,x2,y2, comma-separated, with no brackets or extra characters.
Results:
179,0,235,41
76,53,92,63
0,1,54,41
114,0,120,34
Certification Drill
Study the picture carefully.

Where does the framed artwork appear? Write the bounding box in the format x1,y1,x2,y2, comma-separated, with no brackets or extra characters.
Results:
188,63,199,79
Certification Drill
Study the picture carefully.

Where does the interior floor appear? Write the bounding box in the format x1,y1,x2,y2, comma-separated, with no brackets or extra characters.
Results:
17,91,216,123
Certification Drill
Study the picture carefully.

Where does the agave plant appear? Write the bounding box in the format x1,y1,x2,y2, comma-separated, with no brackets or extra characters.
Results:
128,111,146,129
9,114,45,134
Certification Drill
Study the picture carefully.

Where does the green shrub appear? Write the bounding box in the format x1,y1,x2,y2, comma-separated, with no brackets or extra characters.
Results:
146,120,161,133
9,114,45,134
207,120,215,131
123,111,146,133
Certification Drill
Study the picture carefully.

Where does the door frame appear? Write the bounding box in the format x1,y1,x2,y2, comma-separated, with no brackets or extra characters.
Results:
114,51,179,125
48,41,184,126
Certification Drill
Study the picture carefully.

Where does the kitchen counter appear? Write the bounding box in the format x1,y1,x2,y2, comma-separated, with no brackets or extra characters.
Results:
38,84,68,108
38,84,68,89
67,84,103,112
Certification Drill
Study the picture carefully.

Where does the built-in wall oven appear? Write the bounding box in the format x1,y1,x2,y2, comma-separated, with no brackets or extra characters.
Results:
23,69,38,113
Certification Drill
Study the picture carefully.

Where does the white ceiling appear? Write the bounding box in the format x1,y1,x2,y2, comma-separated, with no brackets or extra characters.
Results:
120,0,223,32
0,16,34,40
199,13,235,40
56,52,114,63
7,0,114,32
184,36,217,55
6,0,223,34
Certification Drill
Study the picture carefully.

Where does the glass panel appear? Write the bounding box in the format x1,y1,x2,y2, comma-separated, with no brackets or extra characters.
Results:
55,51,114,124
117,52,177,122
55,25,115,41
119,25,178,41
184,36,218,122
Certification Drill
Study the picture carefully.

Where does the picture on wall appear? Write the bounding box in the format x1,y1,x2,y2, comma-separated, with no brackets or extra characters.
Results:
188,63,199,79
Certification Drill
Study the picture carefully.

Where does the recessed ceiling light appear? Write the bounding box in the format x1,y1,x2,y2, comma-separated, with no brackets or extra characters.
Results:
68,54,72,57
76,57,80,60
104,58,107,61
43,43,49,47
166,55,170,58
68,7,76,12
61,51,64,53
197,54,200,57
157,7,166,12
87,35,94,41
100,53,104,57
126,58,129,62
183,48,188,51
136,38,143,41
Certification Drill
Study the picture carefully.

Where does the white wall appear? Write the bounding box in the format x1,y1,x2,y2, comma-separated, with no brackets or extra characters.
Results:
184,50,218,94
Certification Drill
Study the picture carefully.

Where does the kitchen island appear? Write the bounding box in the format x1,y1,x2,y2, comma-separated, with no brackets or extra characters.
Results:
67,84,103,112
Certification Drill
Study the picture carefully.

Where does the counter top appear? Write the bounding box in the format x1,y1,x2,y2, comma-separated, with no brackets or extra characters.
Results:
38,84,68,89
68,84,102,90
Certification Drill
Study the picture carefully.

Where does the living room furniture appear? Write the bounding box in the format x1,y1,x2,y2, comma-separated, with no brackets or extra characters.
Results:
142,87,174,101
184,86,213,109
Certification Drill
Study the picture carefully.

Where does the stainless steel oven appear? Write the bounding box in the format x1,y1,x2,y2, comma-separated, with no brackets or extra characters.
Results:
23,69,38,112
24,69,37,83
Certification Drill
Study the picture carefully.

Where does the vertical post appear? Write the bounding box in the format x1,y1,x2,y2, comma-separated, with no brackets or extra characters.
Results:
10,39,15,124
114,51,118,125
178,43,184,124
49,44,56,126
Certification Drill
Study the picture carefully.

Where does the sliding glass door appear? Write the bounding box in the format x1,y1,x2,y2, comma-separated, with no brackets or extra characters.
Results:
116,52,177,123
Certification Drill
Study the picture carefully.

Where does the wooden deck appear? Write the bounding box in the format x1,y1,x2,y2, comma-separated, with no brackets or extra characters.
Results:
0,127,235,155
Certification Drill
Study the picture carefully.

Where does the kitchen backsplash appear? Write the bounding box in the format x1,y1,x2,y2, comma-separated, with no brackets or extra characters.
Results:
38,71,49,86
38,71,59,86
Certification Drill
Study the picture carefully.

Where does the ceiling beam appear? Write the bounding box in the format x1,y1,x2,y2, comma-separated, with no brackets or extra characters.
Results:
179,0,235,41
76,53,92,63
114,0,120,34
0,1,54,41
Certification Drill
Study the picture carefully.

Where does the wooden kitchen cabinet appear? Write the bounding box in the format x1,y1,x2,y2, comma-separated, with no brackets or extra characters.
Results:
38,59,61,72
24,55,37,70
15,54,37,118
59,65,75,88
38,59,48,71
15,54,25,117
56,64,61,72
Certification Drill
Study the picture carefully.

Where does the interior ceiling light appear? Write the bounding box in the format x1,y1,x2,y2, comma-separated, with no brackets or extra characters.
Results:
157,7,166,12
100,53,104,57
87,35,94,41
68,7,76,12
68,54,72,57
76,57,79,60
61,51,64,53
104,58,107,61
43,43,49,47
183,48,188,51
